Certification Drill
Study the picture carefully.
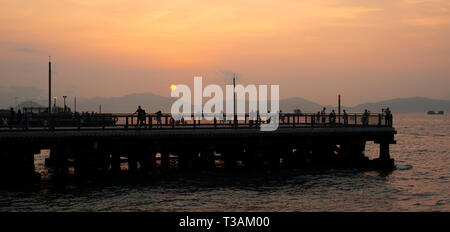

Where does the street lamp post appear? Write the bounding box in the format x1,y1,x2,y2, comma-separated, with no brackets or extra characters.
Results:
63,96,67,112
49,57,52,114
338,94,341,124
53,97,57,113
14,97,19,111
233,74,237,128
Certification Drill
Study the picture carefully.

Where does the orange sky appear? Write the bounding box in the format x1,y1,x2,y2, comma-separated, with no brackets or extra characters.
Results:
0,0,449,105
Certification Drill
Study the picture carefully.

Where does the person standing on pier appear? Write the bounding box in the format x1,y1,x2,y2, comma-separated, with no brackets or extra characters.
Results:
385,108,392,126
279,110,285,124
156,110,162,128
135,106,145,127
321,107,326,124
141,108,146,127
9,108,15,127
257,110,261,128
16,109,23,127
343,110,348,126
329,110,336,125
181,116,185,126
2,117,8,127
249,110,256,128
24,110,31,128
266,110,271,123
362,109,369,125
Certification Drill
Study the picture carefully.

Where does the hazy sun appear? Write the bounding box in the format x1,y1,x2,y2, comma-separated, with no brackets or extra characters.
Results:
170,84,177,91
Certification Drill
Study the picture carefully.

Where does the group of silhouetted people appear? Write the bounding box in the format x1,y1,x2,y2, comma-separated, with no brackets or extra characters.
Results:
361,108,392,126
133,106,164,128
75,111,99,124
309,107,339,126
135,106,146,127
128,105,394,129
1,108,24,128
307,107,392,127
1,105,393,130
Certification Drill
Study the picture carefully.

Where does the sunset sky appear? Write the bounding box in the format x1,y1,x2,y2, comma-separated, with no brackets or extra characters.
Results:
0,0,449,106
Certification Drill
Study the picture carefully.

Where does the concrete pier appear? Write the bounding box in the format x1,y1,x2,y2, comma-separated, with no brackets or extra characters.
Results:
0,113,397,183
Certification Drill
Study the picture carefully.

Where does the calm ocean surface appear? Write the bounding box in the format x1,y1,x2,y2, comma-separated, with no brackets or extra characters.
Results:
0,113,448,211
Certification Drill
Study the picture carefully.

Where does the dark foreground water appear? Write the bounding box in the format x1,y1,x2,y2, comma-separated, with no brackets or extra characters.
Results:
0,113,448,211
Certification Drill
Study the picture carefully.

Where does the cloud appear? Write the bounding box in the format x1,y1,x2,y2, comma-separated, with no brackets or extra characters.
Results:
403,16,450,27
15,47,41,54
316,7,383,19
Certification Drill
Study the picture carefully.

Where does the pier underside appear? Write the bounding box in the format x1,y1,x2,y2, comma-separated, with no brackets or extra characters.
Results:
0,127,396,183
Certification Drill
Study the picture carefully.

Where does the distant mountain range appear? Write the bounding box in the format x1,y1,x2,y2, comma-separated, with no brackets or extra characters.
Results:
1,86,449,113
347,97,450,113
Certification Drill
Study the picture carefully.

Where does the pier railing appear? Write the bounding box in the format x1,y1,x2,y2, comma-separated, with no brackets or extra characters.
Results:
0,112,393,131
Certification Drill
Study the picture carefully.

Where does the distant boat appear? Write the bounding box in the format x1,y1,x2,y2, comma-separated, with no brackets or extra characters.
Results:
427,110,444,115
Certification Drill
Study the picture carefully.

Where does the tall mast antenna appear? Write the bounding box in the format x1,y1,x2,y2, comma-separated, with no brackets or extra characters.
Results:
48,56,52,114
233,73,237,128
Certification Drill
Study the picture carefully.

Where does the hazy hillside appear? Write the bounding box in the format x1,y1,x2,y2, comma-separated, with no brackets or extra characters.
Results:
349,97,450,113
279,97,324,112
0,86,45,108
2,85,449,113
77,93,175,113
72,95,450,113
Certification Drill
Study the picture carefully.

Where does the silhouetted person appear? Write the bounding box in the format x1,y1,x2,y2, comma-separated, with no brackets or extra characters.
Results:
316,111,320,123
16,109,23,127
169,117,175,128
279,110,285,124
385,107,392,126
135,106,145,127
141,108,146,126
2,117,8,127
249,110,256,128
156,110,162,128
9,108,15,126
329,110,336,125
321,107,326,123
86,112,91,123
24,111,31,128
362,109,369,125
343,109,348,126
256,110,261,128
